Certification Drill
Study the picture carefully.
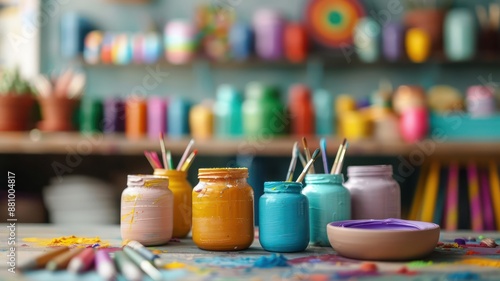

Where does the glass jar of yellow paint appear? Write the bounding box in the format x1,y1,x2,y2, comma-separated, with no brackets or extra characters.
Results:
121,175,173,245
192,168,254,251
154,169,192,238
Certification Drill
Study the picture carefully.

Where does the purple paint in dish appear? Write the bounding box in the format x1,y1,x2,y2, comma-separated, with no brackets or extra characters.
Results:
329,219,439,231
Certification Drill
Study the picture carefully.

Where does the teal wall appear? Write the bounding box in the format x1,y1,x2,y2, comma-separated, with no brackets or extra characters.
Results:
40,0,500,102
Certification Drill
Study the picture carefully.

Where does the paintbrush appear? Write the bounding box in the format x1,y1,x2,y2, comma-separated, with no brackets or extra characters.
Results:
296,149,320,183
159,133,168,170
302,137,315,174
167,150,173,170
149,152,163,169
180,149,198,172
320,138,328,174
177,139,195,170
296,145,306,168
286,142,299,182
333,141,349,175
144,151,156,170
330,139,346,174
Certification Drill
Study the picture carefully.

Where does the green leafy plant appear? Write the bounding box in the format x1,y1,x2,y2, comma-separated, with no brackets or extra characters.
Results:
0,68,35,95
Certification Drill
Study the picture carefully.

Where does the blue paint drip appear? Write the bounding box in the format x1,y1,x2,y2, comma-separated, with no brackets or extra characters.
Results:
446,272,480,281
254,254,289,268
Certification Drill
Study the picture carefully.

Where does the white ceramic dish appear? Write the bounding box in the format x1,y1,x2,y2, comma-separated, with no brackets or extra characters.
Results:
327,218,440,261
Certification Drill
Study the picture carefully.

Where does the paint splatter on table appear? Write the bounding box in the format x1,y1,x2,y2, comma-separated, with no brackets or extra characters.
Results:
1,224,499,280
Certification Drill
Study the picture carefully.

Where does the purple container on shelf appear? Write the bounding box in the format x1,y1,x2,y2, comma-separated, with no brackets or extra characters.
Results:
253,9,284,60
383,22,405,62
467,86,496,117
147,96,167,139
103,98,125,133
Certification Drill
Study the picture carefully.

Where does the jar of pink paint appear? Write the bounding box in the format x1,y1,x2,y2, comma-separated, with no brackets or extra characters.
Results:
121,175,173,245
344,165,401,220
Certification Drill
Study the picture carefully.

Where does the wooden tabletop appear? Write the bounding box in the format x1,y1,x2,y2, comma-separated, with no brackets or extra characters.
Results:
1,224,499,280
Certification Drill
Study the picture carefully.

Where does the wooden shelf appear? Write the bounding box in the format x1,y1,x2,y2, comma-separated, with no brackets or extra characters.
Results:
0,132,499,157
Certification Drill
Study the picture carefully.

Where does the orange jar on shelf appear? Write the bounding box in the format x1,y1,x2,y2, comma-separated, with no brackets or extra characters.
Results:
192,168,254,251
154,169,192,238
125,97,147,139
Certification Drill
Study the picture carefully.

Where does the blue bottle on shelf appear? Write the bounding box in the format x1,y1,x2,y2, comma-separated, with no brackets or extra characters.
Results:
259,181,309,252
229,23,253,61
214,84,243,137
313,89,334,136
167,97,191,137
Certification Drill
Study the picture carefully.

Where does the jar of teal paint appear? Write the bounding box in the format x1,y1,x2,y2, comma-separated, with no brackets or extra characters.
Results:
242,82,287,137
214,84,243,137
302,174,351,246
259,181,309,252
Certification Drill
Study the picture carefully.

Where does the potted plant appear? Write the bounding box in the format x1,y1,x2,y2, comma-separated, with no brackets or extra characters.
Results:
0,69,36,131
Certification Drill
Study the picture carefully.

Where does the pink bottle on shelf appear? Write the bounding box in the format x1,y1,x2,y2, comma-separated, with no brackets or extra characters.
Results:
147,96,167,139
399,106,429,143
344,165,401,220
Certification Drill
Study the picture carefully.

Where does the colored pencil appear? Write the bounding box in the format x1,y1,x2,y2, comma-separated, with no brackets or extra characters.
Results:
159,133,168,170
126,240,161,267
320,138,328,174
286,142,299,182
421,161,440,222
95,250,117,281
114,251,143,281
167,150,173,170
409,164,428,221
302,137,315,173
296,149,320,183
67,248,95,273
180,149,198,172
467,162,483,231
123,246,163,281
144,151,157,169
177,139,195,170
19,247,69,271
480,169,495,231
333,141,348,175
46,248,84,271
488,161,500,230
149,152,163,169
330,139,346,174
444,162,459,231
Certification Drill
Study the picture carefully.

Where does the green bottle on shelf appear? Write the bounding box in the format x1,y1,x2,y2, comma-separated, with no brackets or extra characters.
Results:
242,82,287,137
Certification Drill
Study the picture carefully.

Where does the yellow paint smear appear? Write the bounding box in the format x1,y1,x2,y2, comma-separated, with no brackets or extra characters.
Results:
163,261,187,269
23,235,110,248
457,258,500,268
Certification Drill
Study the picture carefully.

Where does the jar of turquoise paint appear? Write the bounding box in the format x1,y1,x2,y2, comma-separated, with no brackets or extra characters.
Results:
259,181,309,252
214,84,243,137
242,82,287,137
302,174,351,246
444,9,476,61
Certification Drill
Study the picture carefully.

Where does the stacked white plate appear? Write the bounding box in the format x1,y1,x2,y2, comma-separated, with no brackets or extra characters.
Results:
43,176,118,224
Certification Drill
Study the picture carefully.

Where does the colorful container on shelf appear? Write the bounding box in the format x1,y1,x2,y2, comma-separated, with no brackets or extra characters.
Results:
121,175,173,246
79,98,103,133
430,114,500,140
189,102,214,139
406,28,431,63
243,82,286,137
344,165,401,220
399,107,429,143
125,97,147,139
313,89,334,135
466,86,496,117
103,98,125,133
288,84,315,136
259,181,309,252
229,23,253,61
354,18,381,63
164,20,196,64
382,22,404,62
302,174,351,246
444,9,476,61
253,9,284,60
147,96,166,139
214,84,243,137
284,23,308,63
154,169,192,238
192,168,254,251
168,97,191,137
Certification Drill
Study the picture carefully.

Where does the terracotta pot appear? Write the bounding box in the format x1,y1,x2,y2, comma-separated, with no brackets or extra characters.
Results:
38,96,80,132
0,94,35,131
405,9,445,51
